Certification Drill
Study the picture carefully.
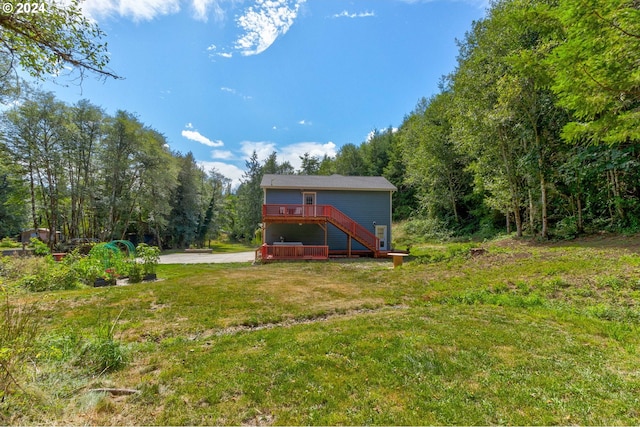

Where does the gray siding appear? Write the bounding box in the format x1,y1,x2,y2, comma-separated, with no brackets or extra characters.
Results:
264,188,392,251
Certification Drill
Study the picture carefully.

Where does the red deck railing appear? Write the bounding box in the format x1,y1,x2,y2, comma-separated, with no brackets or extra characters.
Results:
258,244,329,261
262,204,379,254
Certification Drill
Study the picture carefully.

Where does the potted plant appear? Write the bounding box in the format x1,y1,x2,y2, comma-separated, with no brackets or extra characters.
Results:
136,243,160,281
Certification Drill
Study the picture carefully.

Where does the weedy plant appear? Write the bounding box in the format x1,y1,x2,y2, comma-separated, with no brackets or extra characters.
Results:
0,284,39,404
78,310,128,375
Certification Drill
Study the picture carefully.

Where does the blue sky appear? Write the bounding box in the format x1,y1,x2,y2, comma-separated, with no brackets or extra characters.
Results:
42,0,487,186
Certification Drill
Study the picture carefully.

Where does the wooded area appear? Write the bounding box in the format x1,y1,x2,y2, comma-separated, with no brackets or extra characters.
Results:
0,0,638,245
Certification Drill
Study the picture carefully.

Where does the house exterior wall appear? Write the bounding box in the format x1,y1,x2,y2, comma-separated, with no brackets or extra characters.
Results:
263,188,393,251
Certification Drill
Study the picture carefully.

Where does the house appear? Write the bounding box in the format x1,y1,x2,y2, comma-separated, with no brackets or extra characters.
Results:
258,174,397,261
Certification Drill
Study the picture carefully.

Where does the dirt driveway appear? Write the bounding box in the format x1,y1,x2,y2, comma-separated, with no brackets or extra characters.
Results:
158,251,256,264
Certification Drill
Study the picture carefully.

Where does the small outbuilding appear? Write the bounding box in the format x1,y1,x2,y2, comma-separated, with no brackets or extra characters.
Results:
20,228,61,244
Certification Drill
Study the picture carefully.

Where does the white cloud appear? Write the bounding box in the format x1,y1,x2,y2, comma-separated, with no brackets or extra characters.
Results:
82,0,306,58
80,0,236,21
81,0,181,21
197,161,244,189
234,0,305,56
211,150,234,160
182,129,224,147
221,86,252,100
332,10,375,19
298,119,312,126
241,141,277,162
207,44,233,59
192,0,213,20
279,141,336,169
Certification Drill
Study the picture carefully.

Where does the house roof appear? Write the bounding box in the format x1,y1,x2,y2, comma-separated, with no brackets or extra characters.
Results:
261,174,397,191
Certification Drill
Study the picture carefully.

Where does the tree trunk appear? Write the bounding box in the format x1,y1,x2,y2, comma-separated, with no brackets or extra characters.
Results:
28,160,38,231
536,134,548,239
506,212,511,234
513,205,523,237
528,189,535,232
576,197,583,234
539,167,548,239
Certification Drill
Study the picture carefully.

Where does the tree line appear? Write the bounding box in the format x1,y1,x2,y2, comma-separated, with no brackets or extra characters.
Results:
1,0,638,245
0,89,232,249
238,0,639,240
399,0,640,238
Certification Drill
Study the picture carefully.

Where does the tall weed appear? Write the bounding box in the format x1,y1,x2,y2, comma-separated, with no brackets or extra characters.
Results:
78,312,128,374
0,288,39,403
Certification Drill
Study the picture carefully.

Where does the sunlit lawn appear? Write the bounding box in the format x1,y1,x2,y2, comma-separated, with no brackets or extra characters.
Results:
4,236,640,425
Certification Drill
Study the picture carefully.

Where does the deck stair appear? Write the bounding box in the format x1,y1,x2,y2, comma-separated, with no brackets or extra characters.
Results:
262,204,380,257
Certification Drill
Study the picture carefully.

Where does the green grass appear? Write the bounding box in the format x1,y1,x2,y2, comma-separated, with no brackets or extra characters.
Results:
2,236,640,424
161,241,256,255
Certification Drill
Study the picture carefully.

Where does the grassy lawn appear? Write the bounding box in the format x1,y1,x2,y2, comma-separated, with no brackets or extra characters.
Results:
3,235,640,425
160,241,256,255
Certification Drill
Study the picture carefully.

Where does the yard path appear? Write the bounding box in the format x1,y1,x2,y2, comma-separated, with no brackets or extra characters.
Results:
158,251,255,264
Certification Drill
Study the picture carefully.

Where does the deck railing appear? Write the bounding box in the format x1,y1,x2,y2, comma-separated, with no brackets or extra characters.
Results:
262,204,379,254
259,244,328,261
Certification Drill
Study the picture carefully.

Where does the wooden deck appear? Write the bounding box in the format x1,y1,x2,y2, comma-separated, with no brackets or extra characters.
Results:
256,244,329,262
262,204,381,258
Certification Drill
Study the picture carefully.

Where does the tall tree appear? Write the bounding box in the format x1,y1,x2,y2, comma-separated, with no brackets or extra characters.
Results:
298,152,320,175
0,148,26,237
401,93,472,226
133,129,178,249
334,143,367,176
362,128,393,176
548,0,640,145
0,0,118,81
2,90,68,245
195,169,230,247
65,99,105,239
234,151,263,242
167,152,201,248
100,110,144,239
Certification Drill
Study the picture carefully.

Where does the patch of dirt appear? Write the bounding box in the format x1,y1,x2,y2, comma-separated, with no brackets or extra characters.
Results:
193,304,408,341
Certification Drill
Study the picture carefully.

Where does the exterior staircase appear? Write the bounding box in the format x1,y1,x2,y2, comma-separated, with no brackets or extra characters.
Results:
262,204,380,257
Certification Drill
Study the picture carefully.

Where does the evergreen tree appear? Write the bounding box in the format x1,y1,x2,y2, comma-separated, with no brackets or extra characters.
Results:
167,153,201,248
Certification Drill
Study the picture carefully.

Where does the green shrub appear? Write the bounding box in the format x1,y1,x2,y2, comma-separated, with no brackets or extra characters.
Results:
18,261,79,292
0,238,20,248
30,238,50,256
46,264,79,291
401,217,453,242
72,256,103,285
